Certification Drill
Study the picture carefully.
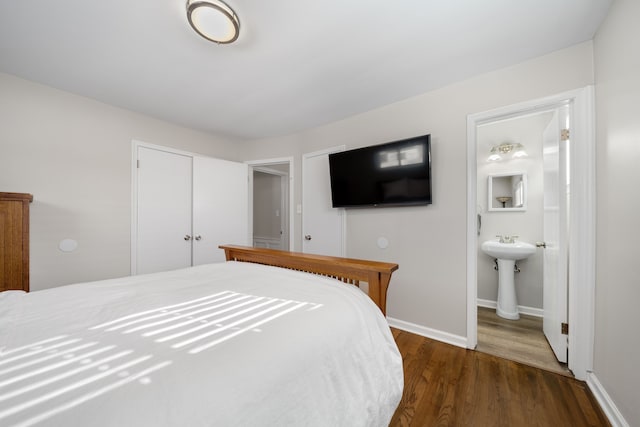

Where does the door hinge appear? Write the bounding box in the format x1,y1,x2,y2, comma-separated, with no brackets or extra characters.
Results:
560,129,570,141
561,322,569,335
137,160,140,169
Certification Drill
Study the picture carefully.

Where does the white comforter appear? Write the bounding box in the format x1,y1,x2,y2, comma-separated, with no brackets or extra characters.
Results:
0,261,403,427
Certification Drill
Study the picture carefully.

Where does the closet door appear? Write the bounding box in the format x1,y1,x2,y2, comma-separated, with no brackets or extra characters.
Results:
137,147,193,274
192,156,249,265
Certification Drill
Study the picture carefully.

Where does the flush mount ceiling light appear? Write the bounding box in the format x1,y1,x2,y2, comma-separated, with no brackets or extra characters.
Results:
186,0,240,44
487,142,527,162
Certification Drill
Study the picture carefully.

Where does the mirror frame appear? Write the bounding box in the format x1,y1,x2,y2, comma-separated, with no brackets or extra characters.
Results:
487,172,527,212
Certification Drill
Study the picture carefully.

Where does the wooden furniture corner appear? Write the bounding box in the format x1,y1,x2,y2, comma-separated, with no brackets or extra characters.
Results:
0,192,33,292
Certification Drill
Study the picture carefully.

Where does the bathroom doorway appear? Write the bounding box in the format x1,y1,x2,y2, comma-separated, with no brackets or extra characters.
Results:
474,109,571,375
466,87,596,381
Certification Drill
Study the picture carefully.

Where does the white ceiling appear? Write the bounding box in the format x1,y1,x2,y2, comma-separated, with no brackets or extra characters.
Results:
0,0,611,140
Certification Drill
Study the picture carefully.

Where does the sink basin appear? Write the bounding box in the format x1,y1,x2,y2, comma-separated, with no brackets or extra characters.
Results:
481,239,536,320
481,240,536,260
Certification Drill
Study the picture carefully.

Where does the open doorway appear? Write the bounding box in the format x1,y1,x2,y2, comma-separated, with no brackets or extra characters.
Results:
466,87,596,381
475,108,571,376
246,158,294,251
252,167,289,250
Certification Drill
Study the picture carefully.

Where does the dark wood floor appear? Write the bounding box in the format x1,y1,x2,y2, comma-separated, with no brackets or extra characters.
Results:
389,328,610,427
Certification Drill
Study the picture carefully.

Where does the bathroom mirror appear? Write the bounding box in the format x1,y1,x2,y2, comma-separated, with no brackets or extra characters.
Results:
488,172,527,211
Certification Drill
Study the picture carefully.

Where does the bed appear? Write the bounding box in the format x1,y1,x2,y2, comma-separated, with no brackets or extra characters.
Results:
0,245,403,427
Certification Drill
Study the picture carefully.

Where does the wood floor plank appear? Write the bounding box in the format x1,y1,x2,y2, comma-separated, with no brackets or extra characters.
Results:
389,329,610,427
476,307,571,376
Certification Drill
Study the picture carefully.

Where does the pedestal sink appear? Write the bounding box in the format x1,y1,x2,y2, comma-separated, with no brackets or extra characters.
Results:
481,239,536,320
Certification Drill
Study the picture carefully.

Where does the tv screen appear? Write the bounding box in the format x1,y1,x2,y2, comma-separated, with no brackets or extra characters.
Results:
328,134,432,208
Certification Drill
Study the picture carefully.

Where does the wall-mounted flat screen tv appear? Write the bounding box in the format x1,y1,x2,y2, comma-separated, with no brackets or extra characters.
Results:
328,134,432,208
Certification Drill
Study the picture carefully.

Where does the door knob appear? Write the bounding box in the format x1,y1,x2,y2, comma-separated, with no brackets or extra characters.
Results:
304,235,312,241
194,235,202,241
184,235,192,241
536,241,546,248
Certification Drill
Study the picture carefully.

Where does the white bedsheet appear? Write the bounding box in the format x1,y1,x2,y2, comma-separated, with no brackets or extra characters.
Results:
0,261,403,427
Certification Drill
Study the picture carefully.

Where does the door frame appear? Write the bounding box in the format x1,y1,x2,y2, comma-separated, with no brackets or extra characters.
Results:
302,146,346,256
246,157,294,251
466,86,596,380
250,165,290,250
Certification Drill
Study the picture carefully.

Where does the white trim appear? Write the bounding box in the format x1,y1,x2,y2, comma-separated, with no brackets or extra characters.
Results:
133,139,201,157
131,142,138,275
387,317,467,349
466,112,479,350
246,157,295,251
301,146,346,255
279,175,288,250
302,146,346,159
587,372,630,427
477,298,544,318
246,156,294,168
567,86,597,380
252,166,288,176
466,86,596,380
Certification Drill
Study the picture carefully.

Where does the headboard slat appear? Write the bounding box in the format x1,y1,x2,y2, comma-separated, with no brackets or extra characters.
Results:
219,245,398,315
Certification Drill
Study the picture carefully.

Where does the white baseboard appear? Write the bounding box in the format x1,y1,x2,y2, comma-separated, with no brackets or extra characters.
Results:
477,298,544,318
387,317,467,348
586,372,630,427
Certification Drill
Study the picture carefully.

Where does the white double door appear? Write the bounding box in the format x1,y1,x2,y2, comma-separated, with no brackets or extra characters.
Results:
135,145,249,274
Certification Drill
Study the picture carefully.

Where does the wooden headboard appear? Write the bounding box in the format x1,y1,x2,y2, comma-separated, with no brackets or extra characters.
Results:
219,245,398,316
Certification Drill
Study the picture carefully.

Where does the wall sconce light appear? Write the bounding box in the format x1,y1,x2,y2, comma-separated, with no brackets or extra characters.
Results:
488,142,527,162
186,0,240,44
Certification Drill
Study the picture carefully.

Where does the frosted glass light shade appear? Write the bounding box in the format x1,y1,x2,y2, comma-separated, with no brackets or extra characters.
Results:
487,142,527,162
187,0,240,44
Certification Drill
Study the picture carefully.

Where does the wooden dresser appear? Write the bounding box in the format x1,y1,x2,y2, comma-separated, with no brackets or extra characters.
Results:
0,192,33,292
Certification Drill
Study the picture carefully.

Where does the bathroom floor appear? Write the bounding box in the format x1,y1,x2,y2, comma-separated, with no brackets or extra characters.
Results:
476,306,572,376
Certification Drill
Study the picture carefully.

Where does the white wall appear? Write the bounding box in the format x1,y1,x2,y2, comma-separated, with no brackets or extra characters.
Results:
241,42,594,336
476,112,553,309
0,73,244,290
593,0,640,424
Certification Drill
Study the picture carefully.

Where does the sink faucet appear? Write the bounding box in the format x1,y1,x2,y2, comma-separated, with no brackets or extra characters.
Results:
496,235,519,243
